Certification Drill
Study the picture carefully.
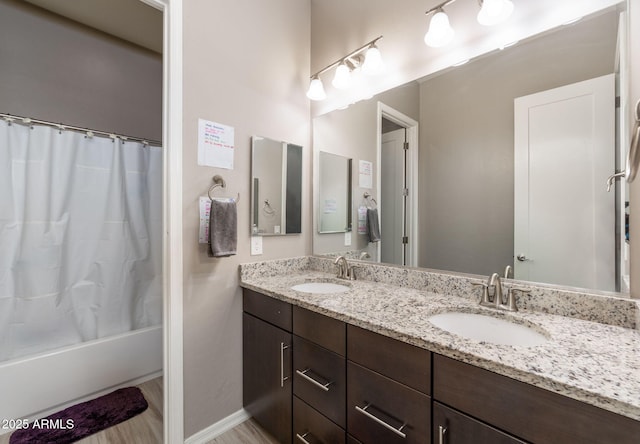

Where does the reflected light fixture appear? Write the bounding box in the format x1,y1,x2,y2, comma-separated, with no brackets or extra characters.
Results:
477,0,514,26
306,36,383,101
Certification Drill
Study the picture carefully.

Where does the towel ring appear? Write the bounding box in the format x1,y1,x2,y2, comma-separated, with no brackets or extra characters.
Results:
363,191,377,207
208,175,240,202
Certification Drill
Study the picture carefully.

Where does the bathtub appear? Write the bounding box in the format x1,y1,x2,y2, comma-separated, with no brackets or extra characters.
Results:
0,325,162,425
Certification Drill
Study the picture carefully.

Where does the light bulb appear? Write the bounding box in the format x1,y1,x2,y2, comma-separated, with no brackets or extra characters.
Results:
332,62,351,89
424,10,455,48
306,77,326,101
362,45,383,75
477,0,514,26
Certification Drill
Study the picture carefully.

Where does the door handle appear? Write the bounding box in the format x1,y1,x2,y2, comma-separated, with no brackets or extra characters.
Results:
280,342,290,388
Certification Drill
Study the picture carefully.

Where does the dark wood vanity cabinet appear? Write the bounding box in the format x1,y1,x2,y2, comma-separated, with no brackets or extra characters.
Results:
432,402,525,444
243,289,640,444
433,354,640,444
243,289,293,444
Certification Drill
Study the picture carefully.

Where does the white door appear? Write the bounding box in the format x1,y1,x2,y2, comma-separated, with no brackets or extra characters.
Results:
381,128,406,265
514,74,615,291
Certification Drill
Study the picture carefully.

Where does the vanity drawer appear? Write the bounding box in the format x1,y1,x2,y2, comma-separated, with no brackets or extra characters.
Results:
433,402,525,444
293,396,345,444
433,354,640,444
293,336,346,428
347,325,430,395
347,361,430,444
293,306,346,356
243,288,292,331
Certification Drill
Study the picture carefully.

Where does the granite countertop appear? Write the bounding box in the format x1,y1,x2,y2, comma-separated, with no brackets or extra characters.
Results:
240,262,640,423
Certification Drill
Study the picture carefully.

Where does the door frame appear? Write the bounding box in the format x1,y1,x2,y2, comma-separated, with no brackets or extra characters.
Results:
140,0,184,442
377,102,419,267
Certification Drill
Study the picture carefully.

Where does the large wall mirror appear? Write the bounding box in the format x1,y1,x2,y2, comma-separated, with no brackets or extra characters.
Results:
312,0,631,295
251,136,303,235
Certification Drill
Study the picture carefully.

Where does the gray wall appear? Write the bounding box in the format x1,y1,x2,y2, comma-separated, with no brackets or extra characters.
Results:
182,0,311,437
0,0,162,141
419,11,618,275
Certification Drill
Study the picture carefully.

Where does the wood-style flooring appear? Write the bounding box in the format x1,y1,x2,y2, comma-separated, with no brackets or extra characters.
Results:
206,419,279,444
0,377,163,444
0,378,280,444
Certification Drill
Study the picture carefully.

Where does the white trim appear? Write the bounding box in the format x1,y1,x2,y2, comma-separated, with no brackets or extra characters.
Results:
184,409,251,444
377,102,420,267
141,0,184,443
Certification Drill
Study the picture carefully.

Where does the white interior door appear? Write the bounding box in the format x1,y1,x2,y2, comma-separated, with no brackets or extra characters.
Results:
514,74,615,291
381,128,406,265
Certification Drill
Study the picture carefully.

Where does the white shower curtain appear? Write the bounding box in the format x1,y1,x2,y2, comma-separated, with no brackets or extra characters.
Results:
0,119,162,362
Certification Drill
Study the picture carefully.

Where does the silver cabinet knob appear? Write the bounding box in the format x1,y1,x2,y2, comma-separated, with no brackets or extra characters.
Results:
516,254,529,262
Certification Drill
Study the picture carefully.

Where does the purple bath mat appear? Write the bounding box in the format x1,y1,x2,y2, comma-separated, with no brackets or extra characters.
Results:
10,386,148,444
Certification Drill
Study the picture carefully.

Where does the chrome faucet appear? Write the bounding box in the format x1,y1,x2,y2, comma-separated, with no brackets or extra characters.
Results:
334,256,355,280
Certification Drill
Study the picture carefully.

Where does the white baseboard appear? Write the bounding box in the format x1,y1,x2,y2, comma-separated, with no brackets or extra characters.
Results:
184,408,251,444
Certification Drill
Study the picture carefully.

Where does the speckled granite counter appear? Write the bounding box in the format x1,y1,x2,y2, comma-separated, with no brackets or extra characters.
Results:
239,256,640,422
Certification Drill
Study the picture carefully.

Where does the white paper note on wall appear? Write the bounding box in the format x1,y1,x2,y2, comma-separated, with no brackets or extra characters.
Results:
359,160,372,188
197,118,235,169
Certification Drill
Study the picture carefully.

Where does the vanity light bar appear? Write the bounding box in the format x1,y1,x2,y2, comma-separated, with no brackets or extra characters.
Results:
309,35,383,80
307,36,383,101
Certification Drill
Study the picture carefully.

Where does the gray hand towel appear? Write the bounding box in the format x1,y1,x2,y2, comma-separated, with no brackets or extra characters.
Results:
366,208,381,243
208,199,237,257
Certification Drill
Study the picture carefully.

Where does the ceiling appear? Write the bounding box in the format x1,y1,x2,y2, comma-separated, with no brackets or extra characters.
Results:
23,0,163,53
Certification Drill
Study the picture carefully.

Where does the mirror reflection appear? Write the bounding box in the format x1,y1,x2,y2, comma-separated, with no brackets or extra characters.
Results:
251,136,302,235
312,3,630,294
317,151,352,233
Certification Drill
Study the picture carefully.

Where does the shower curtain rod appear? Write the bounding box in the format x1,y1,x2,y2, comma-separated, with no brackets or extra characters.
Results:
1,113,162,146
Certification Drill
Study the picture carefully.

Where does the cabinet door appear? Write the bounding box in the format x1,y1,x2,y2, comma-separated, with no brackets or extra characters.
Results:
293,396,345,444
433,402,525,444
347,361,430,444
243,313,292,444
293,336,346,427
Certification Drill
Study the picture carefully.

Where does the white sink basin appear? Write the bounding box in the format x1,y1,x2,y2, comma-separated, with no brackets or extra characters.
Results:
291,282,350,294
429,312,548,347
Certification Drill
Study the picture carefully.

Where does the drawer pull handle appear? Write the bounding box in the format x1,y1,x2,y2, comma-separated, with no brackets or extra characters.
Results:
438,425,447,444
280,342,290,388
296,432,313,444
355,404,407,439
296,368,332,392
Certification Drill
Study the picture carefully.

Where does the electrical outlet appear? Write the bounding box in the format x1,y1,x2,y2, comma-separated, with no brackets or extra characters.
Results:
251,236,263,255
344,231,352,246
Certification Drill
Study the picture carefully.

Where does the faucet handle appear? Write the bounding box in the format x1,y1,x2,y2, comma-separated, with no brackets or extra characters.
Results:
346,264,358,280
471,282,492,306
503,287,530,312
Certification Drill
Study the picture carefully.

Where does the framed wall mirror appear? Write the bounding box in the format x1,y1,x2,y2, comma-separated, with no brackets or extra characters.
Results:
312,1,630,295
251,136,302,236
317,151,352,233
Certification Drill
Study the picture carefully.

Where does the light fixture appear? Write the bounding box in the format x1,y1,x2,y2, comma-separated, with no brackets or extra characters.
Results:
424,8,455,48
424,0,515,49
362,43,384,75
477,0,514,26
306,75,326,101
332,61,351,90
307,36,383,101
